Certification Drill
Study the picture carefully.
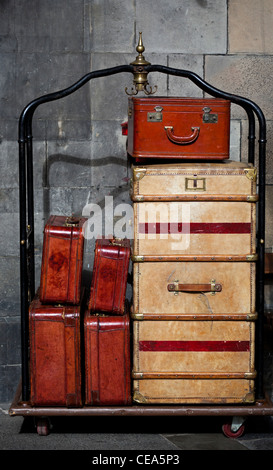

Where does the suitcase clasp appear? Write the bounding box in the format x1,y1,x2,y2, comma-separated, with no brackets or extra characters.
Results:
147,106,163,122
203,106,218,123
185,177,206,191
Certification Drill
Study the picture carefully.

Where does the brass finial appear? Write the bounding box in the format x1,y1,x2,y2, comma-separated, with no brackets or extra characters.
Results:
131,32,150,67
125,32,157,96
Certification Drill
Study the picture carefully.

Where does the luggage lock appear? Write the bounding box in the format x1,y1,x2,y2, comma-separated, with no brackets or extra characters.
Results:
147,106,163,122
203,106,218,123
185,176,206,191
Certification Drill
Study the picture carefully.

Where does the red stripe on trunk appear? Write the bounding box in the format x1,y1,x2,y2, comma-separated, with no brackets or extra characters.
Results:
139,340,250,352
138,222,251,234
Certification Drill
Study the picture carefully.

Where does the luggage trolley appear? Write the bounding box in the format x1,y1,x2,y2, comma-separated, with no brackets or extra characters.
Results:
9,34,273,437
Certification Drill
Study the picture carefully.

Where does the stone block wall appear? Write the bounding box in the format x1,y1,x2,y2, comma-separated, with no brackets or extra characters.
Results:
1,0,273,402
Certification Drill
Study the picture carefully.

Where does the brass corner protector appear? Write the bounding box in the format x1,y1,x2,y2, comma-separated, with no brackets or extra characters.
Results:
133,391,147,404
244,168,257,182
243,391,256,403
133,167,147,181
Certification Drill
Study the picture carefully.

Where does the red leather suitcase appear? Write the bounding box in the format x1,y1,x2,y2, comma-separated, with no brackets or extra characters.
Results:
40,215,87,304
127,97,230,161
29,291,82,406
84,308,131,405
88,238,131,314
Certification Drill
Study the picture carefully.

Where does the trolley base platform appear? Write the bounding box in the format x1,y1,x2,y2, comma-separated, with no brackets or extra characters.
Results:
9,381,273,437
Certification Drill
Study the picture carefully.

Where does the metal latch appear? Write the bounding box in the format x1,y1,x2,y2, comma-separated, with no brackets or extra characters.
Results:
203,106,218,123
185,177,206,191
147,106,163,122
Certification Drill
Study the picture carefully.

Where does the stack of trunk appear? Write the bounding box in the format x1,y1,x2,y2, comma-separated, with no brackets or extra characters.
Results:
29,216,131,407
128,97,257,404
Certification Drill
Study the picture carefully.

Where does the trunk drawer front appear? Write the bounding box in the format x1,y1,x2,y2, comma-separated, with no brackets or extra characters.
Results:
133,320,255,375
134,200,256,256
133,378,255,404
131,162,257,198
133,261,255,316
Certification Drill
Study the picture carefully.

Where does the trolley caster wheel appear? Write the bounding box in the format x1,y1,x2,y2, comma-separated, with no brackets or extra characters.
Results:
35,417,50,436
222,416,246,439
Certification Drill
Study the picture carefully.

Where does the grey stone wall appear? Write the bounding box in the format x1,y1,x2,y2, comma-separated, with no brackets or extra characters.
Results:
1,0,273,402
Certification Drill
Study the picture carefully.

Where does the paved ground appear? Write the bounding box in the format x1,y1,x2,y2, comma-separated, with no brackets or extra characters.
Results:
1,403,273,455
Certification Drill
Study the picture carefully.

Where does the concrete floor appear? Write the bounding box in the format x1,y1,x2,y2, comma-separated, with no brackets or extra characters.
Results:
1,403,273,453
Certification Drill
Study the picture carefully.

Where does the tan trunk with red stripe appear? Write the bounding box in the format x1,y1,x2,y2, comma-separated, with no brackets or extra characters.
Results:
133,200,256,257
131,160,257,404
132,161,257,258
132,320,255,404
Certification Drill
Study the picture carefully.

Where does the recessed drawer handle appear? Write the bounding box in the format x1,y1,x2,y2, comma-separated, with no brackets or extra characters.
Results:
164,126,200,145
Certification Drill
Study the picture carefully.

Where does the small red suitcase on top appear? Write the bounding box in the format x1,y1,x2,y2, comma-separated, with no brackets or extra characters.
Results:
84,307,131,405
29,290,82,407
40,215,87,305
88,237,131,315
127,97,230,161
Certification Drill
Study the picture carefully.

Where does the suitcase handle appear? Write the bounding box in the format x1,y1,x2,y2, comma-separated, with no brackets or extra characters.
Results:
167,280,222,293
65,216,80,227
164,126,200,145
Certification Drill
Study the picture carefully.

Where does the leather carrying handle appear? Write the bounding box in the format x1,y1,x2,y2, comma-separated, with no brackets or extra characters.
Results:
164,126,200,145
65,216,80,227
167,281,222,293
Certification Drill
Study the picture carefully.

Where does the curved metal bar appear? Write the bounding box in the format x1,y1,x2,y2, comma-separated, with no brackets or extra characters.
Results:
19,65,134,141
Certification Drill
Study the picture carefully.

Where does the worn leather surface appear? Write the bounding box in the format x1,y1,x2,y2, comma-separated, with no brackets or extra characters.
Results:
88,238,131,314
84,309,131,405
127,97,230,160
29,291,82,406
40,215,86,304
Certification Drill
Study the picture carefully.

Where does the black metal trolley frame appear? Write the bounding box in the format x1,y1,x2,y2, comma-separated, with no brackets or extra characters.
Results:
9,36,273,436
